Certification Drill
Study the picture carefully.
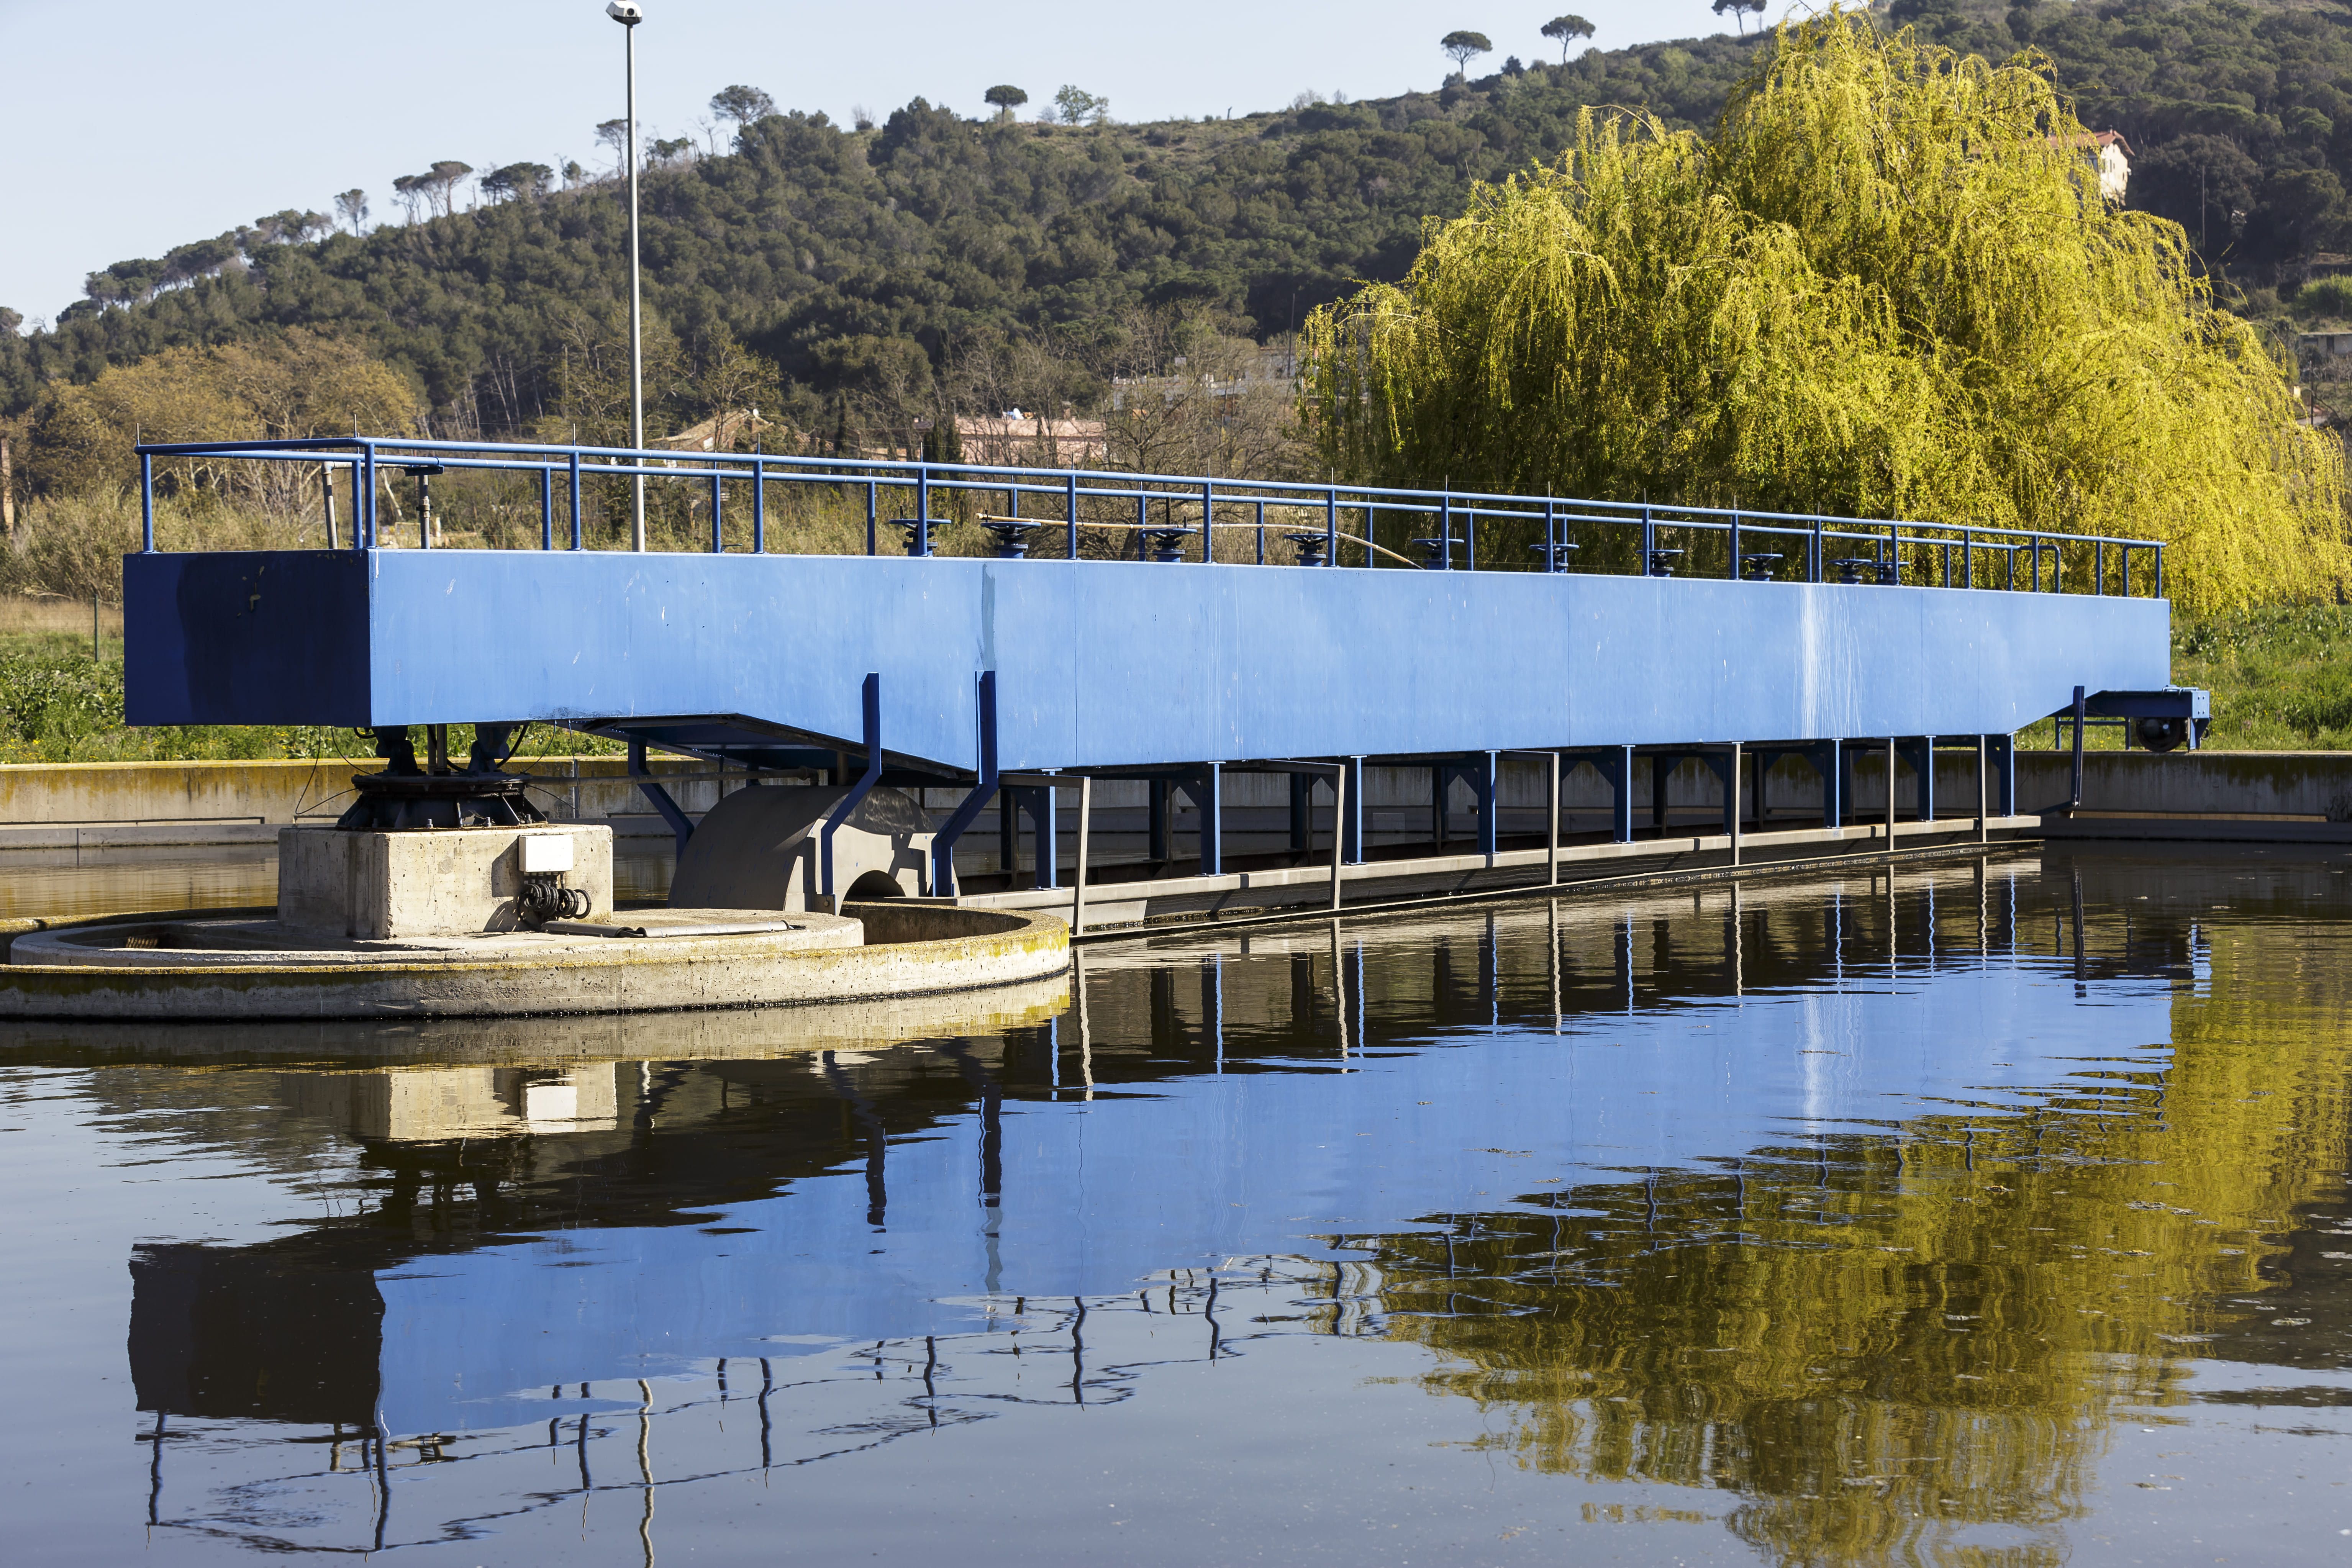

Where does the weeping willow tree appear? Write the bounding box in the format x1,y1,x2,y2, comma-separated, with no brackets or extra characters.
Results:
1301,10,2347,609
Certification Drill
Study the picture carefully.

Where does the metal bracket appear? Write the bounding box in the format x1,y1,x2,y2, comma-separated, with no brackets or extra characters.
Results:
928,671,999,898
820,673,883,899
628,737,696,859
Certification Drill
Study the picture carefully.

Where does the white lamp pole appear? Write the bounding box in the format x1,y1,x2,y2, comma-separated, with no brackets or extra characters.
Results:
608,1,647,550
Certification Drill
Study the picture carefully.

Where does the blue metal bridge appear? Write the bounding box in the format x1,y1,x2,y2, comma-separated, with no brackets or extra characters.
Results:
122,436,2188,896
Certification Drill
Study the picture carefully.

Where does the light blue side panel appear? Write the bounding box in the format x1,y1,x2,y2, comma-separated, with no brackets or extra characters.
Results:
329,552,2171,770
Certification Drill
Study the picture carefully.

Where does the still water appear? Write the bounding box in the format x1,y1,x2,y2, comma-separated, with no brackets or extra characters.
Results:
3,847,2349,1565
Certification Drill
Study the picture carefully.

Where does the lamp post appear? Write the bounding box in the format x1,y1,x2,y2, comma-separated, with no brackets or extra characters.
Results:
608,0,647,550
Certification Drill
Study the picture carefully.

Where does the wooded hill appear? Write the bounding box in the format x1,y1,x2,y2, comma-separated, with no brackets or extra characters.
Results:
9,0,2352,448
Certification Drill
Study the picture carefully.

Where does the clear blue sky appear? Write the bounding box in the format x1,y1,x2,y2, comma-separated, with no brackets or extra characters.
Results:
0,0,1796,327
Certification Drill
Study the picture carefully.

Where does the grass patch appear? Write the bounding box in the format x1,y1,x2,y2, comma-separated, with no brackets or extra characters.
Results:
2009,604,2352,752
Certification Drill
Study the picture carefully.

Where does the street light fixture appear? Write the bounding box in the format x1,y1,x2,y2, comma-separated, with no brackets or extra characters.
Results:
608,0,646,551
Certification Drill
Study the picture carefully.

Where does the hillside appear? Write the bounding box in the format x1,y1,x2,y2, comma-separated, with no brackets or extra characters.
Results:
11,0,2352,446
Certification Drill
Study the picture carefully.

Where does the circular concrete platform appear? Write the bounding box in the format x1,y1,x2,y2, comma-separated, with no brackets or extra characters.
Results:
0,903,1068,1021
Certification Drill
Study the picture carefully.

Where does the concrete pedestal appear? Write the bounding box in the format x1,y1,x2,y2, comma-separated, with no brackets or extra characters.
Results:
279,824,613,940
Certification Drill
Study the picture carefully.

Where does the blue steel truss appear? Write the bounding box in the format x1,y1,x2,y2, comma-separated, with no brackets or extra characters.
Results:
125,437,2180,896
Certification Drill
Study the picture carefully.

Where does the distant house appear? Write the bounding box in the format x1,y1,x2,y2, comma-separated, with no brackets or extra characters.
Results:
1110,343,1302,412
2299,330,2352,366
2047,129,2131,204
938,409,1109,467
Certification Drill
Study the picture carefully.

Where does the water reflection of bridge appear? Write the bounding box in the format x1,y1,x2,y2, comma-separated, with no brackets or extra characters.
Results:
25,852,2342,1561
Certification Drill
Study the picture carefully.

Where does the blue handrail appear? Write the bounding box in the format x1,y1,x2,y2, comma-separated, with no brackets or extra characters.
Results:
130,435,2167,596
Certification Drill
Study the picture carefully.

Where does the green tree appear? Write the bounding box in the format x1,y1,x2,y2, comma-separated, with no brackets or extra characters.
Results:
1303,12,2347,610
708,84,777,126
1441,30,1492,81
1711,0,1767,37
1540,14,1593,62
983,84,1028,117
1052,85,1106,125
479,163,552,203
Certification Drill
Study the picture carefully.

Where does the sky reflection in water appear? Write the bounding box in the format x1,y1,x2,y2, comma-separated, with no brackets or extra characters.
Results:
3,847,2349,1565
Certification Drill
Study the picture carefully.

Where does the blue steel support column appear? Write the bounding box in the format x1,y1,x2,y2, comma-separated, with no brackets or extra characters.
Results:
1342,757,1365,862
1325,488,1338,566
820,673,883,901
568,450,583,549
1608,747,1634,843
1067,473,1079,561
1031,786,1060,890
2069,685,2087,809
139,455,155,551
1179,765,1223,875
628,738,696,860
1895,737,1934,823
1201,480,1214,565
929,671,999,898
710,472,723,552
363,444,378,547
865,483,877,556
752,458,765,554
539,467,554,550
1701,750,1738,839
1476,750,1498,860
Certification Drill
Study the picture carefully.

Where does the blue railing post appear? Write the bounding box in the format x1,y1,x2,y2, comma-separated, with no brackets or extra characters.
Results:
1201,479,1214,564
1440,493,1453,570
362,444,377,547
539,467,554,550
916,466,931,557
1809,514,1822,582
1642,503,1655,575
1325,487,1338,567
1067,471,1079,561
710,471,723,553
1963,528,1973,589
2154,544,2164,599
1466,504,1476,571
139,454,156,552
567,449,582,549
865,481,877,556
1255,500,1265,565
752,457,765,554
1729,506,1740,579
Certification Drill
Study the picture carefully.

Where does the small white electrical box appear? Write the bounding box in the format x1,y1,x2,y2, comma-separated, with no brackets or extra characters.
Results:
520,834,575,875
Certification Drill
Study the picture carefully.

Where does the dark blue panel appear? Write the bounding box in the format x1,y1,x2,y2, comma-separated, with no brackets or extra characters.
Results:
135,549,2169,769
123,552,373,728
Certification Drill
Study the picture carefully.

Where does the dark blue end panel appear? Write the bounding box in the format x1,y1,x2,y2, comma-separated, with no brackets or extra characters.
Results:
123,552,373,727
